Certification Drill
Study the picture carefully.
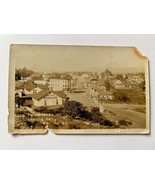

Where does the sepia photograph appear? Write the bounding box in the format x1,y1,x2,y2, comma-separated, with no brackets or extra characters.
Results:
9,45,149,134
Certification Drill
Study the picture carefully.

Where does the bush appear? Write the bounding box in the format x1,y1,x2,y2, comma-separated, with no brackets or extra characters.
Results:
100,120,113,127
90,107,106,123
55,107,65,115
63,100,85,119
25,121,45,129
80,110,92,121
118,120,133,126
34,106,47,113
113,91,130,102
34,106,62,115
25,121,35,128
15,109,31,115
68,123,81,129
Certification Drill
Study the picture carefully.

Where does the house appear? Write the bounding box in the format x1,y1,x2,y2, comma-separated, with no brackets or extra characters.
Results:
82,73,89,78
34,80,47,85
113,80,126,89
97,91,114,101
37,84,49,91
50,78,72,92
90,86,106,97
129,75,144,84
24,83,37,94
15,81,25,97
29,90,67,107
15,95,33,108
15,81,25,90
24,82,49,95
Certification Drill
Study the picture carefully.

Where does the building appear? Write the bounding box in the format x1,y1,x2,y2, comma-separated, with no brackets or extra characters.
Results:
34,80,47,85
97,91,114,101
29,90,67,107
50,78,72,92
113,80,126,89
23,82,49,95
15,95,33,108
15,81,25,90
24,83,37,94
129,75,144,84
90,85,106,97
15,81,25,97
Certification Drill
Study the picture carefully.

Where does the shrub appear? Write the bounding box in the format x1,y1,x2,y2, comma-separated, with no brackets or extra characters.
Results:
118,120,133,126
68,124,81,129
63,100,85,119
100,120,113,127
91,107,100,114
25,120,45,129
25,121,34,128
80,110,92,121
113,91,130,102
34,106,47,113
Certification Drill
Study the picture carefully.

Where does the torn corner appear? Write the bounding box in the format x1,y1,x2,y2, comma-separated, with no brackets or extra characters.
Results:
133,47,148,60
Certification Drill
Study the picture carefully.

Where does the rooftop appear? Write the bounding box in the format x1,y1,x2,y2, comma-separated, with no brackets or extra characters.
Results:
52,91,67,98
15,81,25,89
37,84,49,90
28,90,67,101
98,91,113,95
29,90,50,101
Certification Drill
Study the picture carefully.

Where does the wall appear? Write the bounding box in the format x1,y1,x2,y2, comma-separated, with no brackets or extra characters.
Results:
0,34,155,150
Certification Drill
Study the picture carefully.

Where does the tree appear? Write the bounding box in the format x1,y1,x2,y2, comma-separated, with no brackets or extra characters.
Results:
139,80,145,91
90,107,105,123
63,100,85,119
15,73,21,81
104,79,112,91
113,91,130,102
15,96,25,108
51,73,61,79
91,107,100,114
32,75,43,81
63,74,72,80
116,74,123,80
16,68,34,78
101,69,113,78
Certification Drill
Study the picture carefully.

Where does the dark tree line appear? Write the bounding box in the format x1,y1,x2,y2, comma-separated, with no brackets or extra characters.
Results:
15,68,34,81
34,100,113,126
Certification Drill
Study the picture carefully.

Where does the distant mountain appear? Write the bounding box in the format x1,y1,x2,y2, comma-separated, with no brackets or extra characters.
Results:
83,67,145,74
101,69,113,76
109,67,145,74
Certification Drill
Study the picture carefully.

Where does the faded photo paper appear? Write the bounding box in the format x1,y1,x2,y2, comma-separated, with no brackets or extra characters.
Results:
8,45,150,134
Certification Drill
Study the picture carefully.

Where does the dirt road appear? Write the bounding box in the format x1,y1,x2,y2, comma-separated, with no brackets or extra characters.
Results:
103,103,146,128
67,89,146,129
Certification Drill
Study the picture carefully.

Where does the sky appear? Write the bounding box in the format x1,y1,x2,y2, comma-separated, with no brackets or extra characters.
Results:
11,44,147,73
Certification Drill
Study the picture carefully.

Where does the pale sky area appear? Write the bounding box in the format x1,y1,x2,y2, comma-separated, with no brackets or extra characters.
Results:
11,45,147,73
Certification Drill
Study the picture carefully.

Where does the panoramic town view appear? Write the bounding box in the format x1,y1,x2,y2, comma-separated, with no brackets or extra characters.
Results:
15,67,146,130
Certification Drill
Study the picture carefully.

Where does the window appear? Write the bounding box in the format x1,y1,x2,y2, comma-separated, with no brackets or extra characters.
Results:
33,89,37,94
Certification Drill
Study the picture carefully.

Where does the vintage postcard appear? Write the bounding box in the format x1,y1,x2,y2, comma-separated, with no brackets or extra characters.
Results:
8,45,150,134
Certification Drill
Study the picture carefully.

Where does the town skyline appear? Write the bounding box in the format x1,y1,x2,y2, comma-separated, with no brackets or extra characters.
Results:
15,66,145,74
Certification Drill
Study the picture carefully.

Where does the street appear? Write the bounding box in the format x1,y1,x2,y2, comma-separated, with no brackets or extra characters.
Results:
67,88,146,128
103,103,146,128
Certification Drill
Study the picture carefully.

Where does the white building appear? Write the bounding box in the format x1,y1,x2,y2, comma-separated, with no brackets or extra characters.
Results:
50,78,71,92
34,80,47,85
29,90,67,107
24,83,49,95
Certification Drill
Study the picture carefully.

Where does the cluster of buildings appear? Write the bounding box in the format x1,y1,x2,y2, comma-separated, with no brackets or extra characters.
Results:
15,76,73,108
15,69,145,108
77,71,145,104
